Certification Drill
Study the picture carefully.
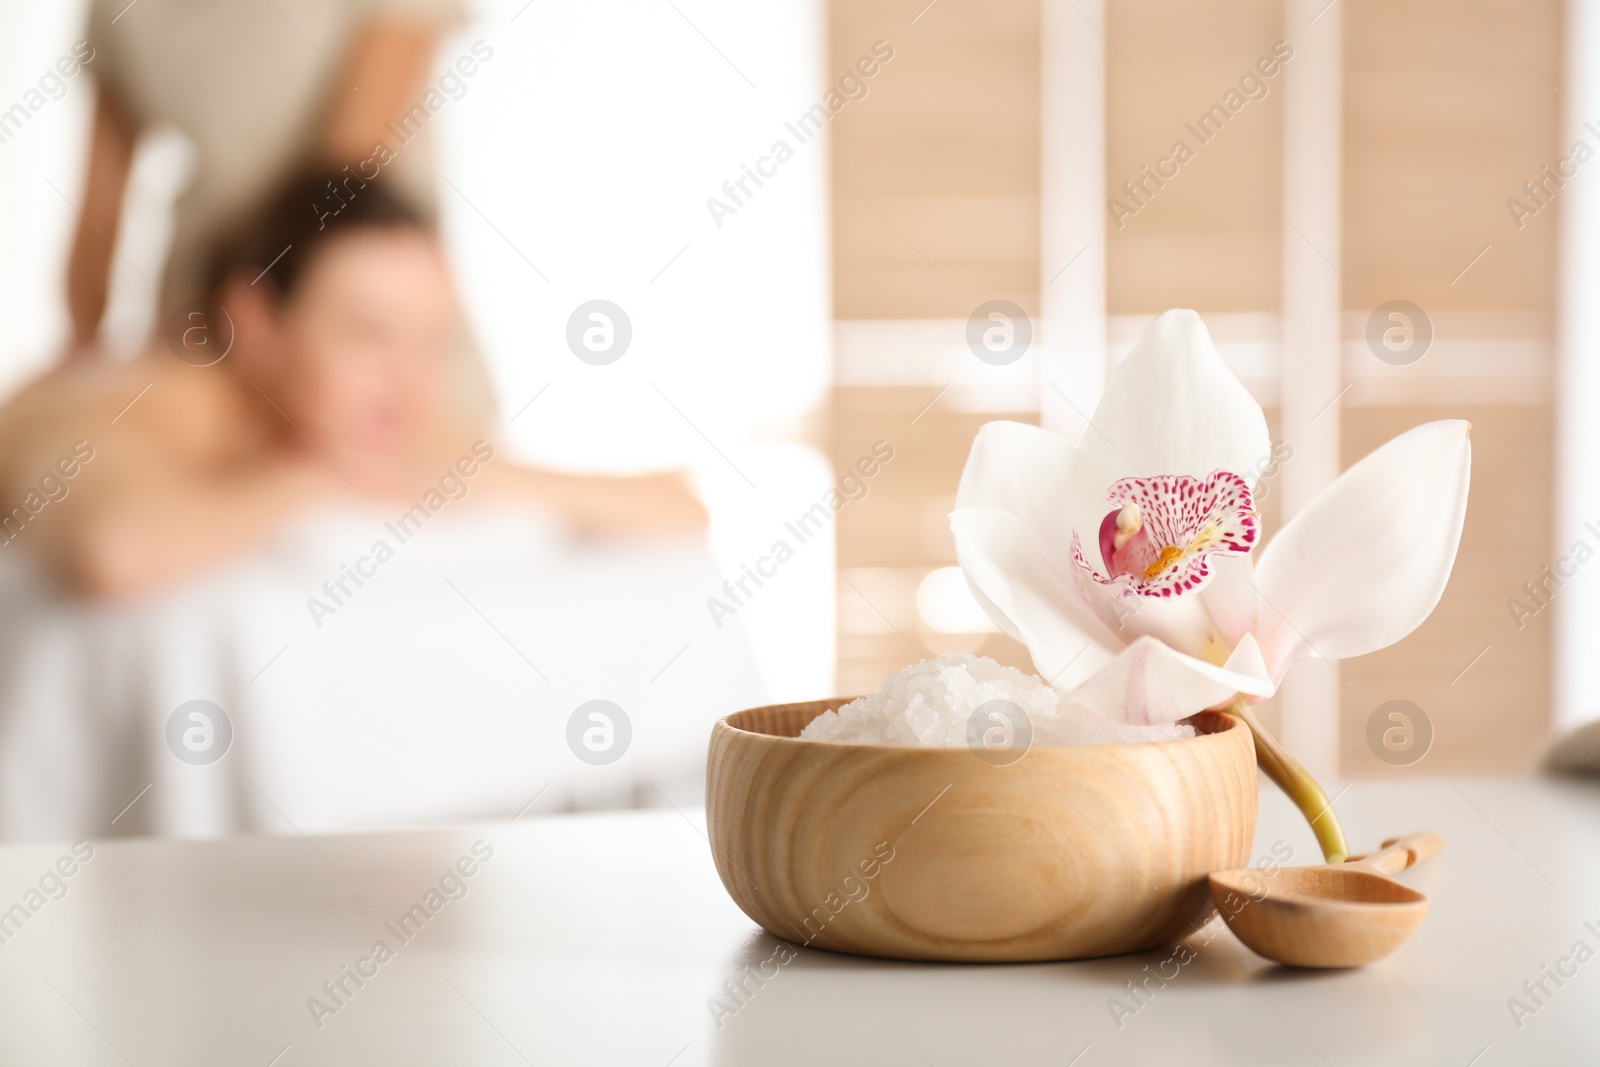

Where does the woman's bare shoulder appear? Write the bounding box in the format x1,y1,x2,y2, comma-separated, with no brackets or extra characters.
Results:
0,355,257,471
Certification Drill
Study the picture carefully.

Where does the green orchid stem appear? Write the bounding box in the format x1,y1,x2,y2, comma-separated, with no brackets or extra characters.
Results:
1224,699,1349,864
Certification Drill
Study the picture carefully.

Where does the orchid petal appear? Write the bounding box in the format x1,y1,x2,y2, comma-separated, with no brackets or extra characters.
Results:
1223,631,1270,682
1198,554,1260,650
1066,310,1272,544
1254,420,1472,682
1065,532,1214,659
1065,528,1258,665
1063,633,1275,725
955,421,1077,561
949,507,1116,688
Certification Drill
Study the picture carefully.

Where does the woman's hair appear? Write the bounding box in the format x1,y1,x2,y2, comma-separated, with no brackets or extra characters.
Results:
204,167,428,302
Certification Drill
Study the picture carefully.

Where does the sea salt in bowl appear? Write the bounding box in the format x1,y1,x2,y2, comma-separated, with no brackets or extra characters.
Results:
705,658,1257,962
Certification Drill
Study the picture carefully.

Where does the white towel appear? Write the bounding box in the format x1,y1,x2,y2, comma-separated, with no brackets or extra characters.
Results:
0,503,767,840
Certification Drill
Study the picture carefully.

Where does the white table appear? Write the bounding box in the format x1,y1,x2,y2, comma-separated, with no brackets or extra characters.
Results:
0,776,1596,1066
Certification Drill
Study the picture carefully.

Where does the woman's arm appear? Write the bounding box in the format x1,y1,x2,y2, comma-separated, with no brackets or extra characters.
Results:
65,91,137,352
0,367,336,600
319,19,440,162
78,468,330,600
476,463,709,538
22,440,333,600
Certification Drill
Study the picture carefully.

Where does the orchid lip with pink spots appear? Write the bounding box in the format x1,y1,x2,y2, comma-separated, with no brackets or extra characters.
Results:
949,308,1472,727
1080,470,1258,599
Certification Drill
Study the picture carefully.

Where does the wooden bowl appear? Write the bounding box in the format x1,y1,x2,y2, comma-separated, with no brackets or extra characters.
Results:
706,699,1257,962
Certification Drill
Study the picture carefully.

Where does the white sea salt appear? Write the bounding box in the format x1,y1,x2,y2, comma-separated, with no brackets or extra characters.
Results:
800,653,1196,747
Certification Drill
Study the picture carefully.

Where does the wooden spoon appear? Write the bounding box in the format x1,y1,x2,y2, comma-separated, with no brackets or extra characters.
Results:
1207,832,1443,968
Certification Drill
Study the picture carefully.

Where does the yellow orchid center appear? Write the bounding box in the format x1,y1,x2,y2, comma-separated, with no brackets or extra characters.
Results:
1141,521,1228,580
1142,545,1186,580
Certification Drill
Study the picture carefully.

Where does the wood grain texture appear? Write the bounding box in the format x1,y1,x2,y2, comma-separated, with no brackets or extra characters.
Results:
1209,832,1441,968
706,701,1258,962
829,0,1040,320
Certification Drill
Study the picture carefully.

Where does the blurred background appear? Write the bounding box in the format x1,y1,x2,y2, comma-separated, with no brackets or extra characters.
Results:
0,0,1586,841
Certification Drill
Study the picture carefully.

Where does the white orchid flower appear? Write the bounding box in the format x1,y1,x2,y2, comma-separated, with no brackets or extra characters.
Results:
951,309,1471,860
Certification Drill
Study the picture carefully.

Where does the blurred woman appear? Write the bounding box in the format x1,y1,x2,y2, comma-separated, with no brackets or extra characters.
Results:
0,172,704,598
68,0,466,351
